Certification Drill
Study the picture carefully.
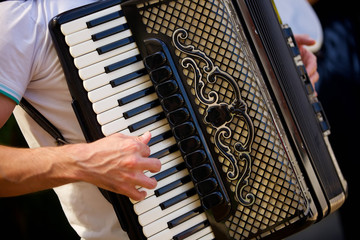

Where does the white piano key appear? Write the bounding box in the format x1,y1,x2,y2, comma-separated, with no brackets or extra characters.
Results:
185,227,215,240
144,156,184,180
61,5,122,35
91,80,152,114
74,42,137,69
136,155,184,187
142,200,202,237
145,155,183,178
156,151,182,167
149,137,177,157
137,195,199,227
70,29,132,58
86,70,148,102
148,213,208,240
78,47,140,80
101,105,164,136
133,181,195,215
138,169,189,201
149,124,171,139
85,64,147,102
65,17,128,46
119,118,169,137
97,93,158,125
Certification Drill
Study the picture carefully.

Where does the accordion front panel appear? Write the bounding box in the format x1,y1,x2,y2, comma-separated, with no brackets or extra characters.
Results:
49,0,346,239
134,0,308,238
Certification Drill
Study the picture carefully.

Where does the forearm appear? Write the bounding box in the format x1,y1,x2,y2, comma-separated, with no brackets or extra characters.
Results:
0,144,80,197
0,132,161,200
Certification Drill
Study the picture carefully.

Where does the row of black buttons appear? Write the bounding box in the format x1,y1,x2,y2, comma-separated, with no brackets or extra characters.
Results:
143,38,227,212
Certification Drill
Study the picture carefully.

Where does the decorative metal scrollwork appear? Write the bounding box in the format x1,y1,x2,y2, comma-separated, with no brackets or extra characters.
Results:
172,28,255,206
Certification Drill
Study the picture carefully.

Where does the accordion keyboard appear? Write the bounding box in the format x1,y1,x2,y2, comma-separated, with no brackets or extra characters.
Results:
59,3,215,240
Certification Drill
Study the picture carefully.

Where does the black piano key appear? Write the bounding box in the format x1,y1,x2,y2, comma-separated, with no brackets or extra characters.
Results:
97,36,134,55
123,99,160,119
148,130,173,146
110,68,147,88
152,162,186,182
86,10,124,28
105,54,142,73
128,112,165,132
173,220,209,240
149,144,178,159
118,86,155,106
155,175,191,197
160,188,196,210
92,23,129,41
167,206,203,229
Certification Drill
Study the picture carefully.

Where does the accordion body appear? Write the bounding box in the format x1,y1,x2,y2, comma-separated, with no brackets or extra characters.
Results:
50,0,347,239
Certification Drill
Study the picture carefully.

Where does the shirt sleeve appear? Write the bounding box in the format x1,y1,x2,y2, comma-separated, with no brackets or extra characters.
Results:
0,2,37,104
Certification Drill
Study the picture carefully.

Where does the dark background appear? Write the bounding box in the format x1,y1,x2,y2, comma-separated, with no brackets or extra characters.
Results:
0,115,79,240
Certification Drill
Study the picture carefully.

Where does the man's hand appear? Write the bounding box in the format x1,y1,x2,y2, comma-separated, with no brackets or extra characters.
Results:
294,34,319,91
68,131,161,201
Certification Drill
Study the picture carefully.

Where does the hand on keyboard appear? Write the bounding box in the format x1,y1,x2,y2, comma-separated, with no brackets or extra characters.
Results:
294,34,319,92
70,131,161,201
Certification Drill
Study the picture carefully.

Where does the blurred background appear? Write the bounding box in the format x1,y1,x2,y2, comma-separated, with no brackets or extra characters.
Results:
1,0,359,239
0,115,79,240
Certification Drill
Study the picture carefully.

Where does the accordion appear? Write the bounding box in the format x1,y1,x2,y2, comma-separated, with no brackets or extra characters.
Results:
49,0,347,239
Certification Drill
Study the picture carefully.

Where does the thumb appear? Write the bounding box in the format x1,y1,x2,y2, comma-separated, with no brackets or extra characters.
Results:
137,131,152,145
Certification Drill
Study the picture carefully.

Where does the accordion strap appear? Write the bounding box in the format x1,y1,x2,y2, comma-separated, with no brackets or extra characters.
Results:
19,98,68,146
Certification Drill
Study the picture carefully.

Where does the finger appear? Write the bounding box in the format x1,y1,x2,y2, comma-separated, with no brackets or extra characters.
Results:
135,157,161,173
299,46,317,75
137,131,152,145
134,132,152,157
309,71,319,90
120,184,148,201
294,34,316,46
122,171,158,191
137,174,158,190
305,55,317,76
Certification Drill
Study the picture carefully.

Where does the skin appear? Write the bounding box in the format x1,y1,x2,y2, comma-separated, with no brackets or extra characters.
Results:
294,34,319,90
0,35,318,200
0,95,160,201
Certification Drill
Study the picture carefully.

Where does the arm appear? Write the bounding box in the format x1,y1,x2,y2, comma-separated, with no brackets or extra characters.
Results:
0,132,160,200
0,96,160,200
0,94,16,128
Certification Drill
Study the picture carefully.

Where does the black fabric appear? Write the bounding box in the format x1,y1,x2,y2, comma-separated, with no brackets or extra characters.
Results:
313,1,360,239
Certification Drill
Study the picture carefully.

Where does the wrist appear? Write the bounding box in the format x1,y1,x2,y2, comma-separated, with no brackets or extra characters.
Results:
58,143,89,183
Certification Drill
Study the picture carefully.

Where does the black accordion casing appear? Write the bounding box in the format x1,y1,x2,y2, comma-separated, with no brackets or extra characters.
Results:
49,0,347,239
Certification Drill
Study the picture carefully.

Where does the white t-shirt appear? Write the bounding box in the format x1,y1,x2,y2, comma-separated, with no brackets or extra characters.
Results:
0,1,129,239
